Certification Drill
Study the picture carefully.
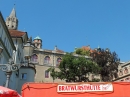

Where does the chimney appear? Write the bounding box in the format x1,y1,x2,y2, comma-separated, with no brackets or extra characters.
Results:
54,45,57,51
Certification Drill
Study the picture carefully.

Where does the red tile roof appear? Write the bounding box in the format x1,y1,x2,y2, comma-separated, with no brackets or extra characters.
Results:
82,46,93,53
9,30,26,37
56,48,64,53
43,48,64,53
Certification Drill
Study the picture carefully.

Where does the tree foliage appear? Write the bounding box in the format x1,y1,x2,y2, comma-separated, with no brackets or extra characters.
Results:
90,48,120,82
48,53,100,82
75,48,90,56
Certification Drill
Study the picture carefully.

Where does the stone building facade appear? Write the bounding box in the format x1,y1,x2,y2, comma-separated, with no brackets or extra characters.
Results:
33,40,100,82
113,61,130,82
33,43,65,82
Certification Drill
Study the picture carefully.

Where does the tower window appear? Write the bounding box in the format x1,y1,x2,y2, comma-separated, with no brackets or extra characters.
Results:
12,25,14,28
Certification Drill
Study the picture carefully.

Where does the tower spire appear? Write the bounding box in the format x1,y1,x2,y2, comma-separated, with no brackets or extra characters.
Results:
9,6,16,17
6,5,18,30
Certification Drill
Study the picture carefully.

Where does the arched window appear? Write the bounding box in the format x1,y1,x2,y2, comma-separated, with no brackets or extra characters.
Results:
44,56,50,64
120,79,124,82
31,54,38,62
124,67,128,74
56,58,62,66
125,78,130,82
119,69,123,76
45,70,49,78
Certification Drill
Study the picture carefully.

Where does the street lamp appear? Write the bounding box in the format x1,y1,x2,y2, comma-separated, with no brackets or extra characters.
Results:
0,38,35,88
0,58,20,87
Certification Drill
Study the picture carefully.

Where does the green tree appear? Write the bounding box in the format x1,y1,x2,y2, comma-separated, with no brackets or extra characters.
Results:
48,53,100,82
90,48,120,82
75,48,90,56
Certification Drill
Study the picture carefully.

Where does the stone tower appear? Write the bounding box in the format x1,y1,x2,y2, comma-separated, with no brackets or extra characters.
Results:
33,36,42,49
6,7,18,30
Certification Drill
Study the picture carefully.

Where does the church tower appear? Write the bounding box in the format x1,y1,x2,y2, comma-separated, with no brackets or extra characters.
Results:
33,36,42,49
6,7,18,30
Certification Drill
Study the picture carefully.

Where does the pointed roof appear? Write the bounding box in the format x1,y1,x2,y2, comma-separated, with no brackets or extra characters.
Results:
9,7,16,17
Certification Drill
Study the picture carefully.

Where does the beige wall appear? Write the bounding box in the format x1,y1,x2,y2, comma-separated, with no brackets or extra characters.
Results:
34,50,64,83
35,66,64,83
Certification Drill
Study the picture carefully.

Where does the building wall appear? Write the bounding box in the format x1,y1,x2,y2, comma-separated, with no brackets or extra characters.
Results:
34,49,100,83
34,50,65,83
0,13,16,89
11,38,25,91
17,67,35,94
113,62,130,82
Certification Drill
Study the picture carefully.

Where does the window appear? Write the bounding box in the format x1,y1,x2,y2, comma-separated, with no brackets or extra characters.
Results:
21,73,27,79
124,67,128,74
125,78,130,82
56,58,62,66
31,54,38,62
44,56,50,64
119,69,123,76
45,70,49,78
120,80,123,81
18,49,21,60
8,18,10,21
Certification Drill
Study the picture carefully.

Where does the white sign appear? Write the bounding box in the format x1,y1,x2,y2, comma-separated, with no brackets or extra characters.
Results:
57,83,113,92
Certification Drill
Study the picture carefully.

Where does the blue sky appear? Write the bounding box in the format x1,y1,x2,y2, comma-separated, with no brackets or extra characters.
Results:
0,0,130,62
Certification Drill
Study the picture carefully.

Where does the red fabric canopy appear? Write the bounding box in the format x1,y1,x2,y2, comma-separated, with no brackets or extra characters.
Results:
0,86,21,97
22,82,130,97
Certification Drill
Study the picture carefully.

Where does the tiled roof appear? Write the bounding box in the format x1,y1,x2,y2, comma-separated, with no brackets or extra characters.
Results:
82,46,93,53
9,30,26,37
43,48,64,54
56,48,64,53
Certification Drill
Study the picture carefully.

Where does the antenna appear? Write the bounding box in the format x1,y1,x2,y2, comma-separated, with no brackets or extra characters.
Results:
14,0,16,8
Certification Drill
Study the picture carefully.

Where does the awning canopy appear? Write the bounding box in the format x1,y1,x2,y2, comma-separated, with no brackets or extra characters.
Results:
0,86,21,97
22,82,130,97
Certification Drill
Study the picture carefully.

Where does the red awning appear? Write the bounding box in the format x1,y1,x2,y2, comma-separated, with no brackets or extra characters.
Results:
22,82,130,97
0,86,21,97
